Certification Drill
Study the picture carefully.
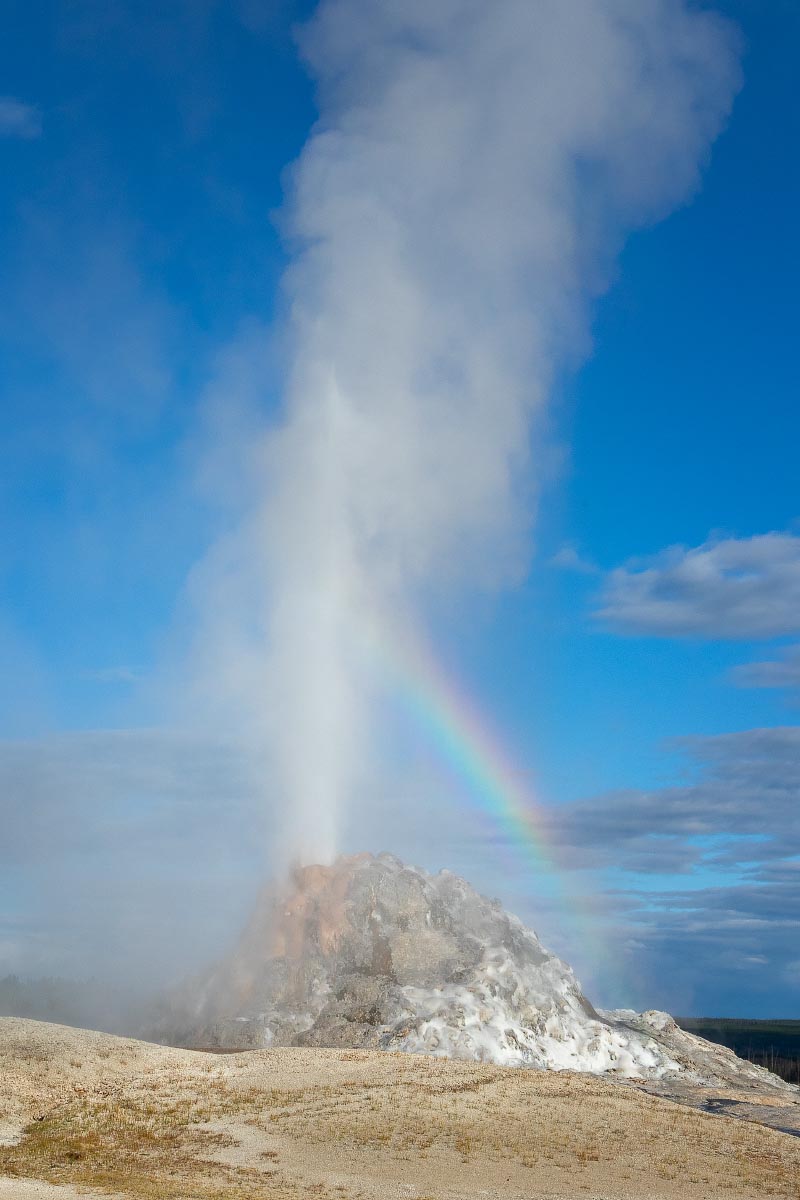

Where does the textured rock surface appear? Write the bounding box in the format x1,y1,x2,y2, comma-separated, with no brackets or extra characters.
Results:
157,853,794,1089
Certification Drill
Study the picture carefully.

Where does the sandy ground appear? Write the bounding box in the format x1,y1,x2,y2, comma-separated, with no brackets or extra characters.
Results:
0,1017,798,1200
0,1180,125,1199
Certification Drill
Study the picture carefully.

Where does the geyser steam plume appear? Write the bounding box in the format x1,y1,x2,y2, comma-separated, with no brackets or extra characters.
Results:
204,1,740,867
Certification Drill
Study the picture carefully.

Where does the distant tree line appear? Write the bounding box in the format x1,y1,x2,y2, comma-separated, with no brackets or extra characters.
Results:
677,1017,800,1085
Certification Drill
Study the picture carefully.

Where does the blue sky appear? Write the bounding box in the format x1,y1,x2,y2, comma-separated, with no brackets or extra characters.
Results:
0,0,798,1018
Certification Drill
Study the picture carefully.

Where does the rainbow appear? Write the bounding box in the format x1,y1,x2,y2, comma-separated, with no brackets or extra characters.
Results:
362,616,607,982
384,627,556,875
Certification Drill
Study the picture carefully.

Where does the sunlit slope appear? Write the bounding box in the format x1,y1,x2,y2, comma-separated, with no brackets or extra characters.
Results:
2,1017,799,1200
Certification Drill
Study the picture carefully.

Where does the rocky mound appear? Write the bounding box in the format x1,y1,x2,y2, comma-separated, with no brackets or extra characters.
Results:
157,853,794,1089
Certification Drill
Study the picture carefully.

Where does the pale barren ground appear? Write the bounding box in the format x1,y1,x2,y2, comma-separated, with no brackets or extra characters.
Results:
0,1018,798,1200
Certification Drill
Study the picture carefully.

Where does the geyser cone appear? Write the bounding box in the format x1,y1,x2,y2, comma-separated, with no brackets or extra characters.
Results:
156,854,793,1090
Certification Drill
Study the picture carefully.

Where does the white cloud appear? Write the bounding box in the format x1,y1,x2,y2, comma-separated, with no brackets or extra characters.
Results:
732,643,800,693
0,97,41,139
596,532,800,638
550,544,598,574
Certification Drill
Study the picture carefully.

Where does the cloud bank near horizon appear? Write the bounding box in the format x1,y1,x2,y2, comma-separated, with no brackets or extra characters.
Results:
1,720,796,1014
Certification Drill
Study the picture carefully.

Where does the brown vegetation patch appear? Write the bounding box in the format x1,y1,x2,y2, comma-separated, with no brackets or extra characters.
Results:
1,1020,799,1199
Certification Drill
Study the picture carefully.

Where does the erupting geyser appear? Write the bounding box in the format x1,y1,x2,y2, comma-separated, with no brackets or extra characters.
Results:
173,3,753,1088
160,854,792,1090
194,0,742,876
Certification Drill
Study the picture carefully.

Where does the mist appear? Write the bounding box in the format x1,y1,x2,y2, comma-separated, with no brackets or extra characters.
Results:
191,0,741,868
